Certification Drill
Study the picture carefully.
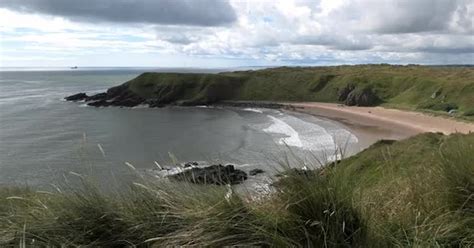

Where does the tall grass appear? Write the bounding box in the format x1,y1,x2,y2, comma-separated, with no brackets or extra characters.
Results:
1,132,473,247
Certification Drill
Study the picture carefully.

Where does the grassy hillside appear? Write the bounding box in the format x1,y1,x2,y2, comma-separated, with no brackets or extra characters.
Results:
1,132,473,247
124,65,474,118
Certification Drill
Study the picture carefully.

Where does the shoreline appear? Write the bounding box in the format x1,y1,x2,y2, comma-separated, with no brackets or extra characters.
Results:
285,102,474,149
65,93,474,151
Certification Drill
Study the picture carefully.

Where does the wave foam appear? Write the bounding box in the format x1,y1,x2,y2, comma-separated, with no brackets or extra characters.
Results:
262,114,358,152
263,115,303,148
243,108,264,113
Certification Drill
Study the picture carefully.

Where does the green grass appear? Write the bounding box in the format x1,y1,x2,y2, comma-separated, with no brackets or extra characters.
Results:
1,132,473,247
124,65,474,115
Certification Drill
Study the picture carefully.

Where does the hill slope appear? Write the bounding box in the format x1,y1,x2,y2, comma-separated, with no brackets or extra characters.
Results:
66,65,474,117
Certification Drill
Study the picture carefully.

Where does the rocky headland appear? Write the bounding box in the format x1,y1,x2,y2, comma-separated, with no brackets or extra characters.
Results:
65,65,474,117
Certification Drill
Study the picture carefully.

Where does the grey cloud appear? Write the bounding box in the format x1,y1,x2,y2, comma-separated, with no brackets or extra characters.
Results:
378,44,474,54
0,0,236,26
417,46,474,54
161,34,196,44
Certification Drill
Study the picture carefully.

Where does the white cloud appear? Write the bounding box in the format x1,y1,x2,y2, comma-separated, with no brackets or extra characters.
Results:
1,0,473,67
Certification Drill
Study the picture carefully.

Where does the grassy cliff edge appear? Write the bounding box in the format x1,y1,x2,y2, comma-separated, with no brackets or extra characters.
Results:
123,65,474,117
1,132,473,246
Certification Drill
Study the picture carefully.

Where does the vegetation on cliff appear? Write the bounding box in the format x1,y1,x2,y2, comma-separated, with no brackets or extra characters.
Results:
122,65,474,115
1,132,473,247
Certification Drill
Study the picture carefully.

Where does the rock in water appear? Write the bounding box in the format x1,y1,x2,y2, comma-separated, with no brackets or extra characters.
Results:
86,92,107,101
249,168,265,176
87,99,110,107
169,164,248,185
64,93,88,101
66,82,148,108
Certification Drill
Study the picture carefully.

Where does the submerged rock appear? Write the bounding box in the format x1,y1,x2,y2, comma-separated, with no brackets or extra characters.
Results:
249,168,265,176
64,93,88,101
169,164,248,185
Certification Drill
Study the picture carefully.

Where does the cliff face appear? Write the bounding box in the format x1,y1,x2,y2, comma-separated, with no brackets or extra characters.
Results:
65,65,474,115
127,73,244,105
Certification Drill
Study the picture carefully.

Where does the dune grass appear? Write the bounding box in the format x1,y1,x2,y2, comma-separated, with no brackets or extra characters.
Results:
1,132,473,247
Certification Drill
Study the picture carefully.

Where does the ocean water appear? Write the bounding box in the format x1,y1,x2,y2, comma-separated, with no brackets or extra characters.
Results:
0,68,358,188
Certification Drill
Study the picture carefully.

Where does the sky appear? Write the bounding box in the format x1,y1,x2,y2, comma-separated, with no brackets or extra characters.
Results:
0,0,473,67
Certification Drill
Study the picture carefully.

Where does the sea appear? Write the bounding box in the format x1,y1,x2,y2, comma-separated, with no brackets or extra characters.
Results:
0,67,359,189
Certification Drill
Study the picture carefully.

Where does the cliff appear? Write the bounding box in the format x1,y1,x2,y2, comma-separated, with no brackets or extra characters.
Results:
65,65,474,117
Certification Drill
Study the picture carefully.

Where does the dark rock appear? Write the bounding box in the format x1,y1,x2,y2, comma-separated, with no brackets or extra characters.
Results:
106,88,145,107
183,161,199,168
145,99,166,108
169,164,248,185
249,168,264,176
110,96,145,107
78,83,147,108
337,84,355,102
87,100,110,107
86,92,107,101
344,87,379,106
337,84,379,106
65,93,88,101
106,84,130,99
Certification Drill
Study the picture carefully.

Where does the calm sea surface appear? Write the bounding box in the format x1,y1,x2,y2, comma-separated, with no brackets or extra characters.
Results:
0,68,358,188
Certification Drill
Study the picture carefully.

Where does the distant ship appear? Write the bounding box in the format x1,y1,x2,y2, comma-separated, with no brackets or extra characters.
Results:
70,66,78,69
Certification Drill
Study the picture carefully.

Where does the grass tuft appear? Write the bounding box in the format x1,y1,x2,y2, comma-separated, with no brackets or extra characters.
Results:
1,132,473,247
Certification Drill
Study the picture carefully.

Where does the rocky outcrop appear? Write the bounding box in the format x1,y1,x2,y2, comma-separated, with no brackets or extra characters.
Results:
86,92,107,101
86,99,110,107
344,87,379,106
145,99,166,108
169,164,248,185
337,85,379,106
337,84,355,102
249,168,265,176
64,83,147,108
65,88,286,109
64,93,88,101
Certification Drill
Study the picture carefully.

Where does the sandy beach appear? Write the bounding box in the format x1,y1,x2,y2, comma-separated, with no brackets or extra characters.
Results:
287,102,474,149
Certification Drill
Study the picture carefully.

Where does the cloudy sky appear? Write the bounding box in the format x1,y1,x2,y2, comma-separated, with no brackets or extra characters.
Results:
0,0,473,67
